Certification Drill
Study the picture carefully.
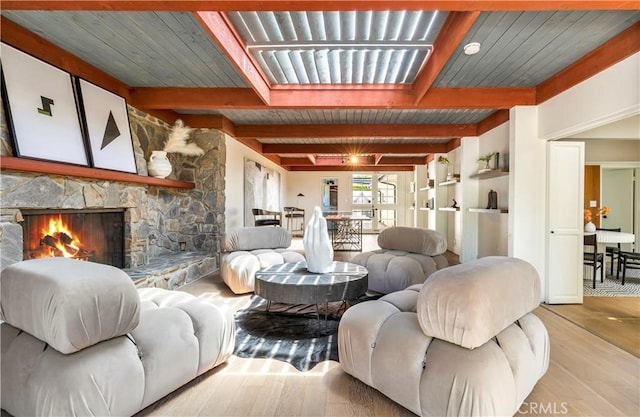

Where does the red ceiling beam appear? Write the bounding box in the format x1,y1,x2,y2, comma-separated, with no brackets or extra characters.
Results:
306,154,317,165
281,155,428,166
129,86,535,109
235,124,476,139
195,11,271,104
412,11,480,105
179,114,236,135
3,1,635,11
129,88,264,109
262,143,448,154
289,165,415,172
477,110,510,135
537,21,640,104
0,16,130,99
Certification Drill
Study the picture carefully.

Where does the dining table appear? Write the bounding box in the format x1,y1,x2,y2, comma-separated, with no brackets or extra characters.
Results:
589,230,636,275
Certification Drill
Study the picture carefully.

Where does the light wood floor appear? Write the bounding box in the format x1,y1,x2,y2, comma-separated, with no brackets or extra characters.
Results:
136,241,640,417
542,297,640,358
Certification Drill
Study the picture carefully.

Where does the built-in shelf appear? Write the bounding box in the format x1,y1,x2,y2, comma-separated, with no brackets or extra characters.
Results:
419,207,431,211
0,156,195,189
469,208,509,214
439,207,460,212
419,179,435,191
419,186,432,191
438,178,460,187
469,169,509,179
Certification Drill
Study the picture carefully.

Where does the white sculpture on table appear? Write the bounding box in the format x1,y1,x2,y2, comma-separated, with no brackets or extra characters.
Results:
303,206,334,273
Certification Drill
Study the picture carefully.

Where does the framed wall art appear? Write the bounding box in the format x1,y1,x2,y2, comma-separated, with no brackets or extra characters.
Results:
75,77,137,173
0,42,89,165
244,158,281,226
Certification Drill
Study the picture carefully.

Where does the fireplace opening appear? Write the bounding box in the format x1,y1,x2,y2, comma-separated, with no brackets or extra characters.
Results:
22,209,125,268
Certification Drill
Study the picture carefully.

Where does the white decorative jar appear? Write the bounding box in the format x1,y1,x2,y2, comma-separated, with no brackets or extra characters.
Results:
303,206,334,273
584,221,596,233
147,150,172,179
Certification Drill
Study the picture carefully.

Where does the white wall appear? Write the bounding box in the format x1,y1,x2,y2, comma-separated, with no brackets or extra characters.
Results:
477,122,510,257
509,106,547,296
224,137,288,233
538,52,640,140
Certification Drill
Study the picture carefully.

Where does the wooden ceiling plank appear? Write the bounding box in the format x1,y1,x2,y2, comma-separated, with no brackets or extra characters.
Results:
195,11,271,104
419,87,536,109
235,124,476,139
537,22,640,104
3,1,635,11
412,11,480,105
262,143,448,154
0,16,130,99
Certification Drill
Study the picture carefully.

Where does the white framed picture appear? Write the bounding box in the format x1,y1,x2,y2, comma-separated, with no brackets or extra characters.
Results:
0,42,88,166
76,78,137,173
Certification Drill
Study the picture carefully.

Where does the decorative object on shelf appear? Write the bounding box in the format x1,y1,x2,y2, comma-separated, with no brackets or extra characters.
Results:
1,43,89,166
410,181,415,193
583,206,609,232
438,156,453,180
303,206,334,273
147,119,204,179
477,152,496,174
493,152,500,170
429,198,434,209
451,199,459,209
147,150,173,178
163,119,205,156
76,77,137,173
487,190,498,209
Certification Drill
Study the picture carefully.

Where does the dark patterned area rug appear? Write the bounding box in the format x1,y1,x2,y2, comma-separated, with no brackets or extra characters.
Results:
233,295,378,371
583,270,640,297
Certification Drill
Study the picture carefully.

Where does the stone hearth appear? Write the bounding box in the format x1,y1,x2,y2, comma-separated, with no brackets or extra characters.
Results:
0,105,226,289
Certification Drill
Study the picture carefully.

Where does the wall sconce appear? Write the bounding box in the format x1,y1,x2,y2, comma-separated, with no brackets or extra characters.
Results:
179,241,187,251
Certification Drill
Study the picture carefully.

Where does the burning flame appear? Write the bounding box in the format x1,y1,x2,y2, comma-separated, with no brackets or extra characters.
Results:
41,215,81,258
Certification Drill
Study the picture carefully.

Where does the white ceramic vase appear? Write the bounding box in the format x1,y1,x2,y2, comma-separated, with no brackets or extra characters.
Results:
584,221,596,233
147,150,172,179
303,206,334,273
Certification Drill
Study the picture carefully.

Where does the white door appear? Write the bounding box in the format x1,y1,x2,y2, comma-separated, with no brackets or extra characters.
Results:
546,141,584,304
351,173,402,232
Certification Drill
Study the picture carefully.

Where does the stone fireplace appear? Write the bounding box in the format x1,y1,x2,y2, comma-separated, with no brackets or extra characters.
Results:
22,209,125,268
0,105,226,289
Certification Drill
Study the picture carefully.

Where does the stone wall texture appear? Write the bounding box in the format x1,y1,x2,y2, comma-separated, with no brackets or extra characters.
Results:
0,102,226,289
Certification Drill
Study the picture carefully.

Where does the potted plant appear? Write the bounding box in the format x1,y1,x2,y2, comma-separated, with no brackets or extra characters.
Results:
477,152,495,173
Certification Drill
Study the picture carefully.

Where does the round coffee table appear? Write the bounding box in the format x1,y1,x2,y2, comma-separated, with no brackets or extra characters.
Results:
254,261,368,317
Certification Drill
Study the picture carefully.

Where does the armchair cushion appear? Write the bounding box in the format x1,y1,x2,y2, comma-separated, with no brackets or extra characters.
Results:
0,258,140,354
377,226,447,256
417,256,541,349
223,226,292,252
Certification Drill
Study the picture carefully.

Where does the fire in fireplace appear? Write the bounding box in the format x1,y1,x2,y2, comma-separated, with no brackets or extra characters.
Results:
22,209,125,268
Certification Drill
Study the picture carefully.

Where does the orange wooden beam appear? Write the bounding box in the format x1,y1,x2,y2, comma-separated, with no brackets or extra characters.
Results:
129,86,534,109
412,11,480,105
446,138,462,152
374,154,384,165
306,154,317,165
195,11,271,104
235,124,476,139
179,114,237,136
477,110,510,135
262,143,448,154
129,87,265,109
0,16,130,99
289,165,414,172
233,137,263,154
537,21,640,104
3,1,635,11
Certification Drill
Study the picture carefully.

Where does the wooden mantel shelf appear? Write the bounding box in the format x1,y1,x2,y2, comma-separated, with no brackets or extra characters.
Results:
0,156,195,189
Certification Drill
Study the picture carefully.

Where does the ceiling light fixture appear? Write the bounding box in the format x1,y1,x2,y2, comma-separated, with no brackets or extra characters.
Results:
463,42,481,56
349,155,359,164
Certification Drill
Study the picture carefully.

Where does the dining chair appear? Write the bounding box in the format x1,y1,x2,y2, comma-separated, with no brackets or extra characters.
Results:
596,227,621,276
616,251,640,285
584,234,604,289
252,208,282,227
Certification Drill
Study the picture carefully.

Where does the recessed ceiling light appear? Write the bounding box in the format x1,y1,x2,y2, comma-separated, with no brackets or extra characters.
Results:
349,155,359,164
464,42,481,55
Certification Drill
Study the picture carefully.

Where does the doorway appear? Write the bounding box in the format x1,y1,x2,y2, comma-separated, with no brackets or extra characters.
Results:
351,172,402,232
